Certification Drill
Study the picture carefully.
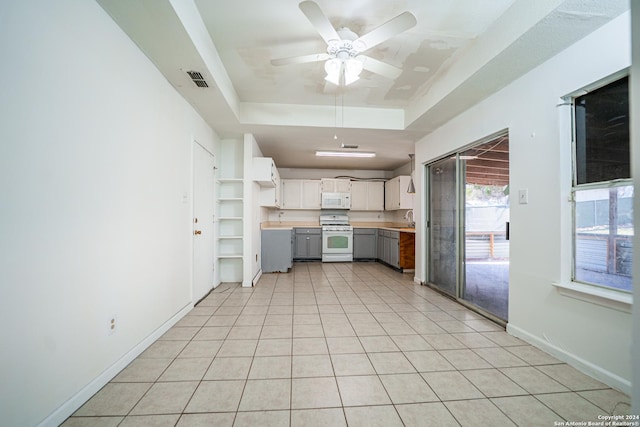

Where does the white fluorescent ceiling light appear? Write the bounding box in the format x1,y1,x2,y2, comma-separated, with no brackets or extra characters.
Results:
316,151,376,158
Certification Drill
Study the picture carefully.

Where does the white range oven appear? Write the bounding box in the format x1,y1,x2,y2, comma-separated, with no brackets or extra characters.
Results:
320,214,353,262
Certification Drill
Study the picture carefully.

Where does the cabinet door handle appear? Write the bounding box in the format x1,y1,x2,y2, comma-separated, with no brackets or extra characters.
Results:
194,230,202,235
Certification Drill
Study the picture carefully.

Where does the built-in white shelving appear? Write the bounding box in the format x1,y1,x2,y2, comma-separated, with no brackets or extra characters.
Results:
216,144,245,282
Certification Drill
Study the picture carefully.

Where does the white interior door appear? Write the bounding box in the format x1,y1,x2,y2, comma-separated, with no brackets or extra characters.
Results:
193,142,215,302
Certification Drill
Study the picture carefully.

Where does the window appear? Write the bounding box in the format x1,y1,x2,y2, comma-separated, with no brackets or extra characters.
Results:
572,76,632,292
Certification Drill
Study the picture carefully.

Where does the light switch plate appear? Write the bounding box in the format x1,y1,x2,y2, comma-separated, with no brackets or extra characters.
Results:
518,189,529,204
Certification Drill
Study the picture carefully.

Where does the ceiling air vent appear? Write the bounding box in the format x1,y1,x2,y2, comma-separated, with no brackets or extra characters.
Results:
341,143,359,149
186,70,209,88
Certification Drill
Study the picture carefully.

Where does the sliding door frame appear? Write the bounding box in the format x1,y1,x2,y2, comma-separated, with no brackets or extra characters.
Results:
423,129,510,326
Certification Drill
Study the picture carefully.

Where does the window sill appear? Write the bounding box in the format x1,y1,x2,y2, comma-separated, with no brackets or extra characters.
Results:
552,281,633,313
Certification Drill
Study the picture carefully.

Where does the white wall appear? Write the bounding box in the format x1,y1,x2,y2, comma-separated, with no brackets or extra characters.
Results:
0,1,217,426
415,12,632,392
245,134,265,285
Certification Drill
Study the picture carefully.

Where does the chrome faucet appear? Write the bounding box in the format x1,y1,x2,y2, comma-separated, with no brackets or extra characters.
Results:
404,210,415,228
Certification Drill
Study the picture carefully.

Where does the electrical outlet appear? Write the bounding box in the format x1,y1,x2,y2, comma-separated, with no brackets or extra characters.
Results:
107,315,117,336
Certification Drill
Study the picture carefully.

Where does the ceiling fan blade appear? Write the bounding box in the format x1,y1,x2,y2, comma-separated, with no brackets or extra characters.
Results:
271,53,330,66
357,55,402,80
299,1,340,44
353,11,417,52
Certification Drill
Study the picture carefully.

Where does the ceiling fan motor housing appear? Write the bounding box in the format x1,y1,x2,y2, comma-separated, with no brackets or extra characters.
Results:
327,28,367,59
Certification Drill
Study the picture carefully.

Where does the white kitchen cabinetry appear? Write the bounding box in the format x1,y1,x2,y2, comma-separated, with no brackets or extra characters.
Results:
282,179,302,209
253,157,279,187
350,181,384,211
302,180,321,208
253,157,281,208
321,178,351,193
385,176,414,210
281,179,321,209
259,184,280,208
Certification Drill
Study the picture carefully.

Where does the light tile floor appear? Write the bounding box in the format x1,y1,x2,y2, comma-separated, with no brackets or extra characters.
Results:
64,262,631,426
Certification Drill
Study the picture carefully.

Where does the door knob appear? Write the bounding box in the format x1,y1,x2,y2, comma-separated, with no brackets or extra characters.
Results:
194,230,202,235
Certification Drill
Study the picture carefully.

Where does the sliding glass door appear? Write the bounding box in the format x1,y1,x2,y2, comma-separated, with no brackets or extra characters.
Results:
427,134,510,321
460,138,510,320
428,157,458,296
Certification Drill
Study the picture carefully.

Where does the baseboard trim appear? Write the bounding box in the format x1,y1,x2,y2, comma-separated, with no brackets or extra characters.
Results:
252,269,262,286
38,302,193,427
506,323,631,395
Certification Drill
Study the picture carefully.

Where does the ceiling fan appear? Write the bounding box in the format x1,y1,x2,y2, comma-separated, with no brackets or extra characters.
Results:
270,1,417,86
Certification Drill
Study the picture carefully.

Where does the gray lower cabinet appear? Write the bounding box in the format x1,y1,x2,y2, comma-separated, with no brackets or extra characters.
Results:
353,228,377,259
388,233,399,268
261,229,293,273
377,229,400,268
293,228,322,259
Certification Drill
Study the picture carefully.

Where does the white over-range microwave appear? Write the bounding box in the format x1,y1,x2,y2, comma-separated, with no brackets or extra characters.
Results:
321,192,351,209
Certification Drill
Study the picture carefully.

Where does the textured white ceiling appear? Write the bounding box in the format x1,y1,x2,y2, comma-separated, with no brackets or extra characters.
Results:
194,0,516,108
97,0,628,170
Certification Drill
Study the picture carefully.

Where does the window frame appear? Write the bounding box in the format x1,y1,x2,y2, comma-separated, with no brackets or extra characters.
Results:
570,179,633,290
565,72,633,299
551,67,633,313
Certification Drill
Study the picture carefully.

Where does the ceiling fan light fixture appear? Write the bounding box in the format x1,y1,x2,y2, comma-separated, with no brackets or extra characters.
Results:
344,71,359,86
316,150,376,158
325,57,362,86
325,72,341,86
344,58,363,85
324,58,342,85
346,58,363,75
324,58,341,74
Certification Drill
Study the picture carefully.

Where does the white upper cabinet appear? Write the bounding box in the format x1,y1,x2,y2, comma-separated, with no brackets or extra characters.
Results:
321,178,351,193
253,157,279,187
259,181,281,208
302,180,321,209
254,157,281,207
350,181,384,211
281,179,302,209
281,179,321,209
384,176,414,210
